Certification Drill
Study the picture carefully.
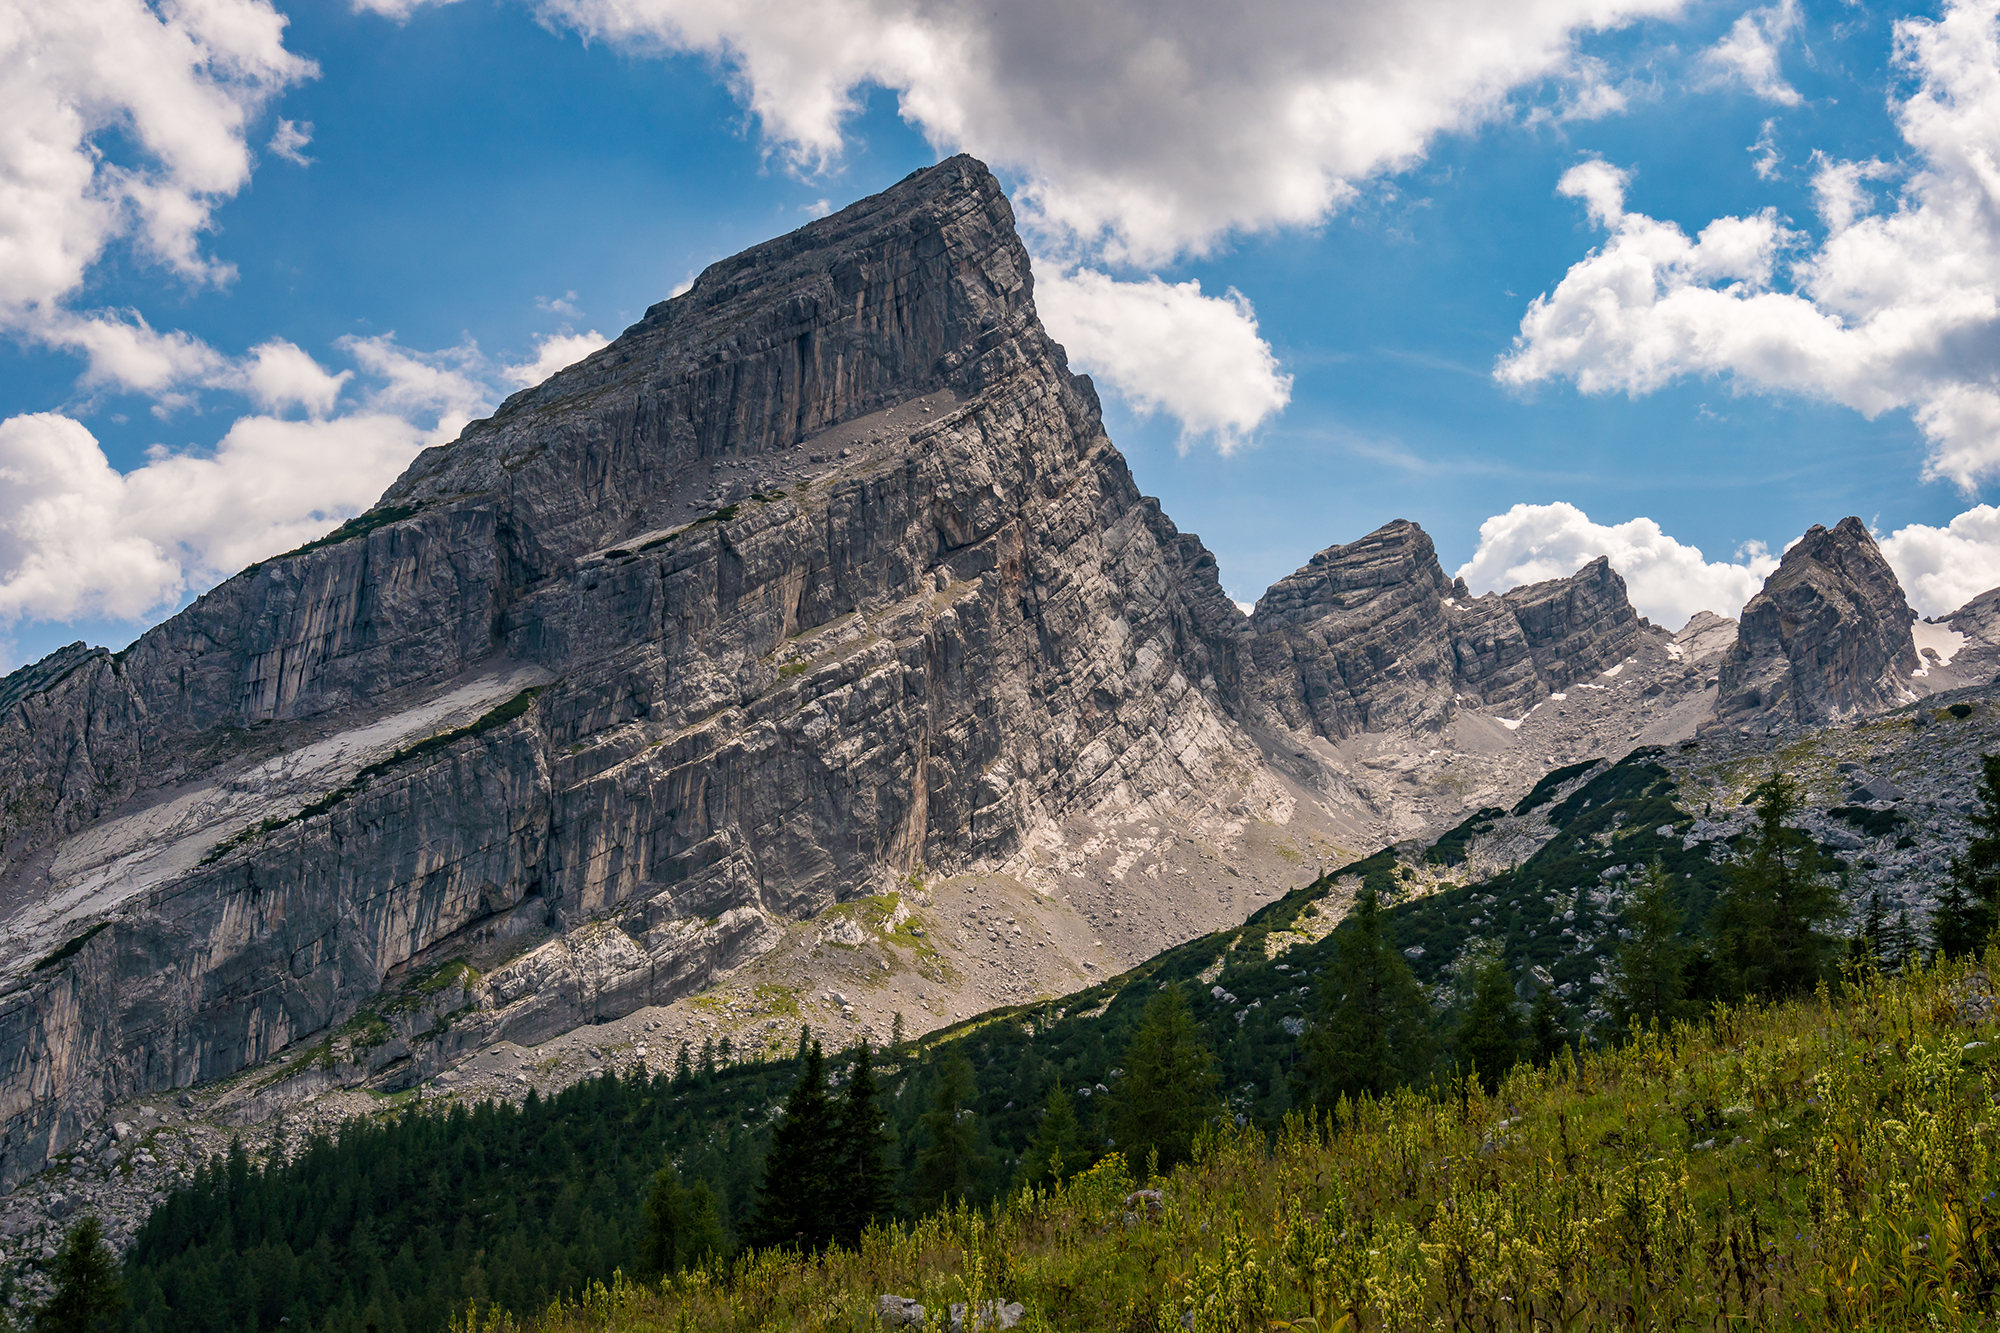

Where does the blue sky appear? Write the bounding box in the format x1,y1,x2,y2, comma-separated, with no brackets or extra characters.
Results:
5,0,2000,670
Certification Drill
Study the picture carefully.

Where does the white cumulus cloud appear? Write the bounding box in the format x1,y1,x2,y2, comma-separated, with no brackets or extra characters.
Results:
1701,0,1803,105
1034,267,1291,452
0,0,314,317
521,0,1687,265
0,334,494,637
501,331,610,389
1499,0,2000,491
1457,501,1779,627
0,411,426,628
1878,506,2000,619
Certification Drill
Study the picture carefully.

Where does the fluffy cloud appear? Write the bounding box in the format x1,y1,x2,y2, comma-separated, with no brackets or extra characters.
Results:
0,0,313,316
1700,0,1802,105
1457,501,1779,627
0,411,426,627
500,331,610,389
1878,506,2000,619
1499,0,2000,490
519,0,1686,265
1034,268,1291,451
0,334,494,634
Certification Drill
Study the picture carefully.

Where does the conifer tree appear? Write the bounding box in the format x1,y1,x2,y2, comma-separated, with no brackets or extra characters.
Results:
750,1040,837,1251
1454,956,1522,1092
1934,753,2000,958
673,1043,694,1089
1528,983,1568,1066
1854,886,1889,968
1109,985,1220,1174
1296,886,1433,1107
1607,860,1688,1026
32,1217,122,1333
643,1165,724,1275
699,1037,716,1080
1886,907,1917,971
1017,1083,1084,1189
914,1055,982,1212
830,1043,895,1245
1711,774,1843,996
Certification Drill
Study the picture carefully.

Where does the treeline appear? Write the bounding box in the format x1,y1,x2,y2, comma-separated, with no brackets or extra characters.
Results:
38,747,1997,1333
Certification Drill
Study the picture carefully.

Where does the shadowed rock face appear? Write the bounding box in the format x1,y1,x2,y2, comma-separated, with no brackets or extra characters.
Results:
1248,524,1652,739
0,156,1268,1186
1712,516,1919,735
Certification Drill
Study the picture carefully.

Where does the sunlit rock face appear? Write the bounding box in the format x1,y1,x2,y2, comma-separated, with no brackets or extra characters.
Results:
1711,516,1921,735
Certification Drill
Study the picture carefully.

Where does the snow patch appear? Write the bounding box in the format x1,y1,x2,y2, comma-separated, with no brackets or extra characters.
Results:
1915,619,1968,667
1601,662,1624,678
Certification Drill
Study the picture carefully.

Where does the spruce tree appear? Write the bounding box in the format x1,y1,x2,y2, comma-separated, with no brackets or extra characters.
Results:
750,1039,837,1251
1454,955,1522,1092
1934,753,2000,958
830,1043,895,1245
1528,983,1568,1066
699,1037,716,1080
32,1217,122,1333
1854,886,1889,968
914,1055,982,1212
1296,886,1433,1107
644,1165,724,1275
1607,860,1688,1027
1108,985,1220,1174
673,1043,694,1089
1017,1083,1083,1189
1710,773,1843,997
1886,907,1917,971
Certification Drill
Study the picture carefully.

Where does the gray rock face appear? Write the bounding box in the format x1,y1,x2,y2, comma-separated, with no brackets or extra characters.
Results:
0,156,1270,1187
1711,516,1919,735
1248,523,1653,740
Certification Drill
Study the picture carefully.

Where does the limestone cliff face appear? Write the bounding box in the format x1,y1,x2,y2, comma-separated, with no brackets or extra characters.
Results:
1712,516,1919,734
1248,523,1653,740
0,157,1267,1186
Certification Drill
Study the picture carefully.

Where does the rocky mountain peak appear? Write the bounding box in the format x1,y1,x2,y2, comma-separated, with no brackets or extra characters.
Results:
1711,515,1919,734
1247,521,1653,738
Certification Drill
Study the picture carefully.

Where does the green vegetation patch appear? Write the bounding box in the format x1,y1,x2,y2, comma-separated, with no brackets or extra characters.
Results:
268,502,427,566
1422,806,1504,866
32,921,111,972
199,686,546,865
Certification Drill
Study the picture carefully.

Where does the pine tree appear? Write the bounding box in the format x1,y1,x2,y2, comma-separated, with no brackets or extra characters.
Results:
1454,955,1522,1092
643,1165,724,1275
914,1055,982,1212
1886,907,1917,971
1711,774,1844,997
750,1040,837,1251
1935,753,2000,958
32,1217,123,1333
673,1043,694,1089
830,1043,895,1245
1607,860,1688,1027
1108,985,1220,1175
1528,983,1568,1066
1854,886,1889,968
1295,886,1433,1107
699,1037,716,1080
1017,1083,1084,1190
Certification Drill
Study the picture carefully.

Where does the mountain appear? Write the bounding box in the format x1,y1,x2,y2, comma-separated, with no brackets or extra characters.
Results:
1710,516,1920,735
0,156,1985,1212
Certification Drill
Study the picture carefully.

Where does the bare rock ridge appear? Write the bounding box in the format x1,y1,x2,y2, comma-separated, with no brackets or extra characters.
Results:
1247,519,1653,740
1710,516,1921,735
